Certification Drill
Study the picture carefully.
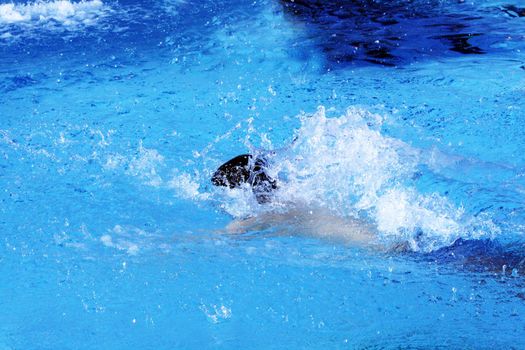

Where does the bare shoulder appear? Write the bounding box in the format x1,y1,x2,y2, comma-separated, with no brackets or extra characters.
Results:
224,205,377,246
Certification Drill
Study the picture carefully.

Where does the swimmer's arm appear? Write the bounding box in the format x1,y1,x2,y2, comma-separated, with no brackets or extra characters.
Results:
225,211,292,234
225,216,262,234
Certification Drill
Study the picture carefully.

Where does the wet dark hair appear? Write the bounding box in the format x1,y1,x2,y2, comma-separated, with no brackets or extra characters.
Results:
211,154,277,204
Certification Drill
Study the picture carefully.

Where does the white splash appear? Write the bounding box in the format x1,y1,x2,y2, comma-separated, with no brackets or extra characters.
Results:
0,0,109,26
127,143,165,187
199,303,232,324
375,188,465,251
167,172,210,201
275,106,419,215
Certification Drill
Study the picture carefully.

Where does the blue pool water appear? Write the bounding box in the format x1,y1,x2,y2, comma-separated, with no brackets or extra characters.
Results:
1,0,525,348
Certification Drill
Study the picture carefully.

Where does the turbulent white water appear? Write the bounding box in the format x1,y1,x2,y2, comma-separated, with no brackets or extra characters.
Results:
0,0,109,27
174,107,500,252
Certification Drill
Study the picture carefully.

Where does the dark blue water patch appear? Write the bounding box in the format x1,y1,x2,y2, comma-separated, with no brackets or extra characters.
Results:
422,238,525,276
1,0,523,71
430,33,484,55
0,73,48,93
278,0,523,68
501,4,525,18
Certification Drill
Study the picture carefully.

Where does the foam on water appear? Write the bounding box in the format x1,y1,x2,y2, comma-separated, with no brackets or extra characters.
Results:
188,107,500,252
0,0,109,28
126,142,165,187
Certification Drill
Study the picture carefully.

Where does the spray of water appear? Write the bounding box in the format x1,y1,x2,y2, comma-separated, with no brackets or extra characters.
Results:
0,0,108,25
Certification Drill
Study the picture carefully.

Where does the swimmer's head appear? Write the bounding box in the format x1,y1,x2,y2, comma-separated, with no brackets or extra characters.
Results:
211,154,277,204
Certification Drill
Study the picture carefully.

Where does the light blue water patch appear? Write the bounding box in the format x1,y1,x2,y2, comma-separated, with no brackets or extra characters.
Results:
1,0,525,348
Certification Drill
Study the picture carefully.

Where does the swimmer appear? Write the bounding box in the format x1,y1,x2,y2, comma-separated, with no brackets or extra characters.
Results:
211,154,278,204
211,153,391,249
